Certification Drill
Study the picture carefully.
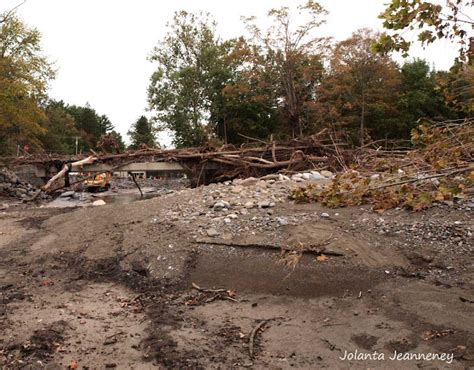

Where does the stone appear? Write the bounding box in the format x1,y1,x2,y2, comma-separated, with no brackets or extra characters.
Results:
206,228,219,237
278,174,291,181
321,212,330,218
370,174,380,181
276,216,288,225
321,170,334,178
258,200,272,208
59,191,76,198
310,171,325,180
213,200,230,210
291,175,305,182
231,185,244,194
239,177,258,186
302,173,311,180
244,201,254,209
221,232,233,241
256,180,267,189
92,199,106,206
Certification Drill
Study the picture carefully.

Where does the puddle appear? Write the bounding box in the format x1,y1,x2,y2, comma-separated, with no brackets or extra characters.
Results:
99,192,158,205
43,191,160,208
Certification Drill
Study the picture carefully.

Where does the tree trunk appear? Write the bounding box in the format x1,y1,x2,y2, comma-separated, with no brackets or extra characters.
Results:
360,91,365,147
42,156,97,192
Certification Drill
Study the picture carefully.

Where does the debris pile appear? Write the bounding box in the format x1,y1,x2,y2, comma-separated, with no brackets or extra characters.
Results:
290,120,474,212
10,132,343,187
154,170,334,245
0,168,45,201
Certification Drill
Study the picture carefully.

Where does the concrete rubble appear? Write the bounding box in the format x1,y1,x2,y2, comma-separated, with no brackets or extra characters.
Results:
0,168,47,201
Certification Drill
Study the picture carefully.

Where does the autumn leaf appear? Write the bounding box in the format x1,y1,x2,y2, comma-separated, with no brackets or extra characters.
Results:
316,254,329,262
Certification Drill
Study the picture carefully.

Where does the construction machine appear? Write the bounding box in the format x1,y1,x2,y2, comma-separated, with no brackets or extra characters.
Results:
84,172,112,192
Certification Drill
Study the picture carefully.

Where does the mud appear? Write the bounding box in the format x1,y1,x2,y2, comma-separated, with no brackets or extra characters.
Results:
0,190,473,369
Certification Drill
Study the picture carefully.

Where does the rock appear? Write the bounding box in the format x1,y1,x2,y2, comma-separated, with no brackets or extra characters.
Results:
278,174,291,181
276,216,288,225
92,199,106,206
15,188,27,194
302,173,311,180
59,190,76,198
370,174,380,181
258,200,273,208
291,175,305,182
213,200,230,210
224,218,231,224
321,212,330,218
321,170,334,178
310,171,325,180
244,201,254,209
206,228,219,237
256,180,267,189
0,203,9,210
221,232,233,241
231,185,244,194
240,208,249,215
239,177,258,186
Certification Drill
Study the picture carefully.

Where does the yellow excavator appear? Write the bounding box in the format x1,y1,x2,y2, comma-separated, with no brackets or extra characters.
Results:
84,172,112,192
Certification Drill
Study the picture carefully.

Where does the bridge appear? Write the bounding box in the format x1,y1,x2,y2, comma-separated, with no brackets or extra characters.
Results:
1,142,333,189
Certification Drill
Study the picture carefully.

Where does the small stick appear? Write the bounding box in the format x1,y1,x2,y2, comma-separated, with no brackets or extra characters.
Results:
128,171,143,197
369,166,472,191
191,282,227,293
249,320,268,359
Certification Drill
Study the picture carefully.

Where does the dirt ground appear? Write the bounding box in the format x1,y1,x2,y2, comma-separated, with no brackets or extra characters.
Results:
0,182,473,369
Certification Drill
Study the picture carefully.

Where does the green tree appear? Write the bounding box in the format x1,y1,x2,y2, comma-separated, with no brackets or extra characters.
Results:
41,100,79,154
110,130,125,151
64,103,114,151
0,14,55,154
127,116,156,149
242,1,328,138
219,38,281,143
148,11,230,147
398,59,452,129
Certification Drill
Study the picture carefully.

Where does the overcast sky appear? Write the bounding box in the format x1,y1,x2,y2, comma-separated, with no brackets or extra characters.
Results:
3,0,459,145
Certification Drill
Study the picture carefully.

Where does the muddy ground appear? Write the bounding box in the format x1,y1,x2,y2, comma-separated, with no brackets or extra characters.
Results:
0,181,473,369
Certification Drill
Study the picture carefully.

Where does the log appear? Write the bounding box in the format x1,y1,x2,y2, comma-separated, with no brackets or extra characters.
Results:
42,156,97,192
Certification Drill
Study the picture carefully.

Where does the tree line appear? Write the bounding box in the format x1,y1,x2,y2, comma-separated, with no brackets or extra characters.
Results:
1,1,472,155
148,1,472,148
0,12,154,155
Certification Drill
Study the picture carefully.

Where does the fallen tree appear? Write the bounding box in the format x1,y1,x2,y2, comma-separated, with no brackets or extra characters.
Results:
291,119,474,212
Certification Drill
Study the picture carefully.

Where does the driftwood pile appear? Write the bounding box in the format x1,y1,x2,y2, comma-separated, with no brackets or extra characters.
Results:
290,119,474,211
8,133,344,189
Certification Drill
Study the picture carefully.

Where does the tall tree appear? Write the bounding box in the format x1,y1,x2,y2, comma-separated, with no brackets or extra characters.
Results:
148,11,230,147
64,103,113,151
41,100,79,154
398,59,452,126
316,29,401,145
128,116,156,149
0,14,55,154
219,38,281,143
242,1,328,138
